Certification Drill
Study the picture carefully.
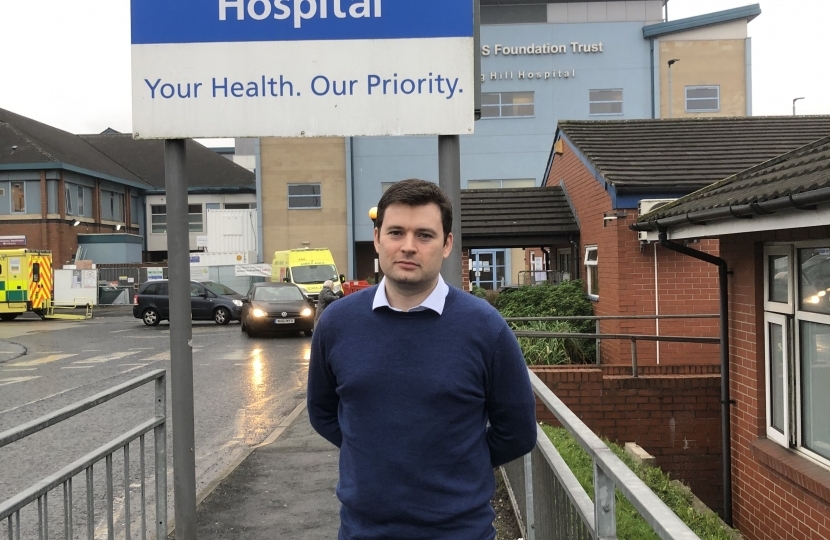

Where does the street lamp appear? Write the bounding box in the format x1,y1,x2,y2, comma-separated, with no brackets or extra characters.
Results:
368,206,379,284
793,97,805,116
667,58,680,118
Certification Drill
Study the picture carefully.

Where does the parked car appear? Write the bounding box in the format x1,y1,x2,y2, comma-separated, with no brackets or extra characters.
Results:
240,282,315,337
133,280,244,326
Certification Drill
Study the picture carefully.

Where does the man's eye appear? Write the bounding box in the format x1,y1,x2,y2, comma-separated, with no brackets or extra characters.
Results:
417,233,433,239
388,231,403,237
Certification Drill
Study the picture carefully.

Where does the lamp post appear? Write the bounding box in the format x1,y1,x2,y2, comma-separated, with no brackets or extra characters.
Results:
793,97,805,116
667,58,680,118
368,207,379,284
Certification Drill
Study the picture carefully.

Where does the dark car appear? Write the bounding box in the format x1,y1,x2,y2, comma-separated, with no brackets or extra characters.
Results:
133,280,244,326
240,282,315,337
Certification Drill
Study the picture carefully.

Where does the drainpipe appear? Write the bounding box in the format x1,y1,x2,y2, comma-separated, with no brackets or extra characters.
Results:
658,230,733,526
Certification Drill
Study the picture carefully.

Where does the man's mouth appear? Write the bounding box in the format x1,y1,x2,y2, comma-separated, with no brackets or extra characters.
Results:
396,260,419,269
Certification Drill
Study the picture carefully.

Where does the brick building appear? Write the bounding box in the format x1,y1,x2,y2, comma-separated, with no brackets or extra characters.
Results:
544,116,830,366
633,137,830,540
0,108,254,264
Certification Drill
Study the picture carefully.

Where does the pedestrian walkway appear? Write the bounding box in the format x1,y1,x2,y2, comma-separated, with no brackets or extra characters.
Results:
195,406,341,539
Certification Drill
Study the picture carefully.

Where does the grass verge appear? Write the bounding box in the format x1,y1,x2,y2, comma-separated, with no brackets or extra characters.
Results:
542,425,735,540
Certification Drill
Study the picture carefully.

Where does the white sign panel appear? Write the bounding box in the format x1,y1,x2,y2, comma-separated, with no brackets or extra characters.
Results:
235,264,272,277
147,268,165,281
131,0,475,138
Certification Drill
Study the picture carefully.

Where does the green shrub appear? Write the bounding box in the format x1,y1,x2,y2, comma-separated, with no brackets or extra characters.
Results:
471,285,487,298
542,425,735,540
495,281,595,364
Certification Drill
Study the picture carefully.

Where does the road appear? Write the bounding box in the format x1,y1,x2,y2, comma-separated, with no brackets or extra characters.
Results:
0,306,311,539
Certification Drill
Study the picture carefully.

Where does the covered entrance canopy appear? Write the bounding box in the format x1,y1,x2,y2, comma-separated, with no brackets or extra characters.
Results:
460,186,579,249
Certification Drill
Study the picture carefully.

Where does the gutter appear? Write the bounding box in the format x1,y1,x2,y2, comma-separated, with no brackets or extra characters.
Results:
631,186,830,232
657,230,733,526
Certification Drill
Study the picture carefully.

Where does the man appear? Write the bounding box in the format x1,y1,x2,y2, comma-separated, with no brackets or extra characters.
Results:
308,179,537,540
315,279,339,325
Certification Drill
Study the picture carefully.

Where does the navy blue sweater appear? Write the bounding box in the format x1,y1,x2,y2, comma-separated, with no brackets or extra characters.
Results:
308,285,537,540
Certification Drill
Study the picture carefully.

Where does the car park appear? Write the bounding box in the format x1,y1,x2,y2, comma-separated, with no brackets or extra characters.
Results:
240,282,315,337
133,280,244,326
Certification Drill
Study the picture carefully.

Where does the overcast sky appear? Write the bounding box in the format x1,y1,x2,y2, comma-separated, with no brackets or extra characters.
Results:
0,0,826,147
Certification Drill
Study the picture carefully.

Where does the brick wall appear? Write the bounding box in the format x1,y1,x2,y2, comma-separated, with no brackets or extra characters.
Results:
531,365,724,513
722,228,830,540
545,142,720,366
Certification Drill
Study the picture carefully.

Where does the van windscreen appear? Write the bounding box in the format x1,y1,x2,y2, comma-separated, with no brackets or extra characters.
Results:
291,265,337,284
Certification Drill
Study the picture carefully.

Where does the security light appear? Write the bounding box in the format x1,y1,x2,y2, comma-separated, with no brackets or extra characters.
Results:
72,220,80,227
116,224,122,231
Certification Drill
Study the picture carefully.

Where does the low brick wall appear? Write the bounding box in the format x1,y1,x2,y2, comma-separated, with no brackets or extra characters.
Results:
531,365,724,513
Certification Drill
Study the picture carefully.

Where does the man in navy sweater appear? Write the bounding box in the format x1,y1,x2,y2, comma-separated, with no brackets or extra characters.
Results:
308,179,537,539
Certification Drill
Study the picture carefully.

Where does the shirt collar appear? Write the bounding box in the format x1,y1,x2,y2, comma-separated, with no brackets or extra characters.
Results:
372,274,449,314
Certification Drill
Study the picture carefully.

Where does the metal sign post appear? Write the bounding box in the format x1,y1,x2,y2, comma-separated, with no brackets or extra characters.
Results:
164,140,197,540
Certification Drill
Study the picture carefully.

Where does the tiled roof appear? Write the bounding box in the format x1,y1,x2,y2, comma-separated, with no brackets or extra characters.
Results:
0,107,254,191
80,134,254,191
461,186,578,248
555,116,830,194
633,136,830,230
0,107,149,187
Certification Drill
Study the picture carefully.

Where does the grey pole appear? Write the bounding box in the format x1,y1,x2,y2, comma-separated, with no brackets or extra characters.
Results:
667,58,679,118
793,97,805,116
164,139,197,540
438,135,462,289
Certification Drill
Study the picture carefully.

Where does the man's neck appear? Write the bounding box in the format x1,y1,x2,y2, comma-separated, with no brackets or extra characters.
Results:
384,278,439,312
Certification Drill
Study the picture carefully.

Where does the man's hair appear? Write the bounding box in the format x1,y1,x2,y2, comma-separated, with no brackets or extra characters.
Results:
375,179,453,241
323,280,333,289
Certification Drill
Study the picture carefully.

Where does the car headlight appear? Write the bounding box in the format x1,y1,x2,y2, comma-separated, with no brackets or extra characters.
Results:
301,307,313,317
252,308,267,317
233,300,243,307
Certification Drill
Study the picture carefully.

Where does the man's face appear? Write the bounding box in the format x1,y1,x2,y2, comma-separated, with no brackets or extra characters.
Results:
374,203,452,293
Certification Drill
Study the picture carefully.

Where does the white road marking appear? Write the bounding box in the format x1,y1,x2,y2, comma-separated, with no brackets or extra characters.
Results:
0,376,40,386
121,365,148,374
109,329,130,333
130,347,155,350
8,353,77,367
233,409,247,440
73,351,140,364
62,366,94,370
1,368,38,372
82,350,101,352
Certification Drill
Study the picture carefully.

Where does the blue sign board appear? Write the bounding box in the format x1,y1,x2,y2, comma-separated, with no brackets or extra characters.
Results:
131,0,474,44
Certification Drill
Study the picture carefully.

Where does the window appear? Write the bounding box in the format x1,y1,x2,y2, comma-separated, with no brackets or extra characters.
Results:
763,244,830,466
65,186,73,215
584,246,598,299
288,183,322,209
151,205,167,233
685,86,720,113
205,203,221,211
589,89,623,116
481,92,534,118
12,182,25,213
557,248,572,276
188,204,203,232
467,179,536,189
224,203,256,209
77,185,85,216
102,190,124,222
381,182,397,194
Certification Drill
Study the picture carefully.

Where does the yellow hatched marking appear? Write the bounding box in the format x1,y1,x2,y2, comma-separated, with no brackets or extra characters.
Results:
9,354,77,367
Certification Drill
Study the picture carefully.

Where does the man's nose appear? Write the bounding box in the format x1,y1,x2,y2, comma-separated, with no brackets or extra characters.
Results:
400,233,417,252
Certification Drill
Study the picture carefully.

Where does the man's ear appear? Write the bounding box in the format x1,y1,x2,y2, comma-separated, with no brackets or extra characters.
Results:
443,233,453,258
373,226,380,253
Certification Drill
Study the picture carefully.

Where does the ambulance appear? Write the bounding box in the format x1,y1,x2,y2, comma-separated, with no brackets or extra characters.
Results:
0,249,53,321
271,248,343,302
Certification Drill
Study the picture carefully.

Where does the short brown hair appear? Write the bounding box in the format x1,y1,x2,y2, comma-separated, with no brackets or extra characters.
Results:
375,179,453,241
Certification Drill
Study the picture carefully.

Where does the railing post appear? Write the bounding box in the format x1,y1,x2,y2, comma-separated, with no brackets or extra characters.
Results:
594,461,617,539
595,319,601,365
523,453,535,540
154,375,167,540
631,338,638,378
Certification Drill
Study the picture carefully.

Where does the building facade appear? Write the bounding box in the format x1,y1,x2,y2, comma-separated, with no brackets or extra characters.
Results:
253,2,759,283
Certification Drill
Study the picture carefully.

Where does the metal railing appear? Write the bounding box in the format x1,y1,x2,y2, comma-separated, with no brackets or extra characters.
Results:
507,314,720,374
517,270,570,286
503,370,702,540
0,370,167,540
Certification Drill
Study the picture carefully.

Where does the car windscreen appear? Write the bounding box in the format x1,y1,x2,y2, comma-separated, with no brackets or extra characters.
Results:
254,286,304,302
290,265,337,284
202,281,239,296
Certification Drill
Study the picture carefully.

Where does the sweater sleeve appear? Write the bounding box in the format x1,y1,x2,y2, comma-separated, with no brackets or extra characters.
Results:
485,324,538,467
307,322,343,447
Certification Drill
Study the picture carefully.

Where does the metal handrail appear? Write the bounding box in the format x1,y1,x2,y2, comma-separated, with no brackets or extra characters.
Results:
0,369,167,540
506,314,719,321
513,370,702,540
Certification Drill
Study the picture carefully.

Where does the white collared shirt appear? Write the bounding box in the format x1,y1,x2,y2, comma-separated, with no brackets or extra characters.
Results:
372,274,449,314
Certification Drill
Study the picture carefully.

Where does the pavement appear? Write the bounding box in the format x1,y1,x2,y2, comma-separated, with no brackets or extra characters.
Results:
191,405,341,539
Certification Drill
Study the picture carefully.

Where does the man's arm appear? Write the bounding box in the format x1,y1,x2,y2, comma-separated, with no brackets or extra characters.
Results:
485,325,538,467
307,323,343,447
